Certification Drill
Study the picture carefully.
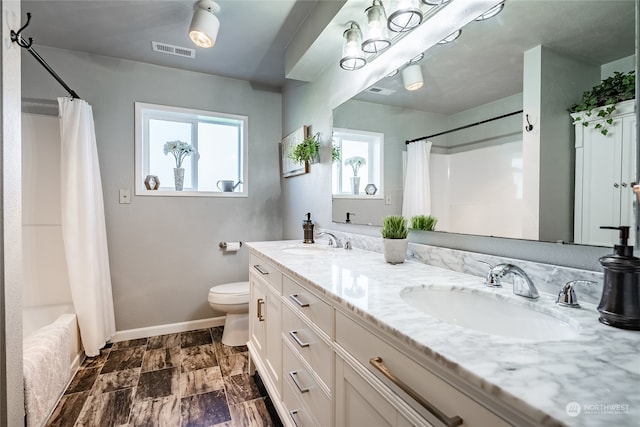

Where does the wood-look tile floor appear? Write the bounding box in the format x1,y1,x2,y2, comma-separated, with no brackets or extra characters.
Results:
45,327,283,427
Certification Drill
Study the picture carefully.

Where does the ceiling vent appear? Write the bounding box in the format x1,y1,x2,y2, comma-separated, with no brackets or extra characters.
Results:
365,86,395,96
151,41,196,59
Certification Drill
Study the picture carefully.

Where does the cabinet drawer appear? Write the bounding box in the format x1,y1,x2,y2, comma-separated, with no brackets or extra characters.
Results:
282,370,318,427
283,304,332,389
283,340,331,427
283,275,331,336
250,252,282,293
335,310,510,427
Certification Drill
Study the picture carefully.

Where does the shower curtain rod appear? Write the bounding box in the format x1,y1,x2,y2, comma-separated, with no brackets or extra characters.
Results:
10,13,81,100
405,110,523,144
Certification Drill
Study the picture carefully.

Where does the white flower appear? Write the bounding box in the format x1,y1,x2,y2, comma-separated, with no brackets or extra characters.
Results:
164,140,198,168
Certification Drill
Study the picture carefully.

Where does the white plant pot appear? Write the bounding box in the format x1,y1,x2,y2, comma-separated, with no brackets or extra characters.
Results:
383,238,408,264
351,176,361,195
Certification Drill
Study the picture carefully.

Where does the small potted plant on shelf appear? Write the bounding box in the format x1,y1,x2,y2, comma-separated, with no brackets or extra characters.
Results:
332,143,342,163
410,215,438,231
289,132,320,169
344,156,366,194
568,70,635,136
381,215,409,264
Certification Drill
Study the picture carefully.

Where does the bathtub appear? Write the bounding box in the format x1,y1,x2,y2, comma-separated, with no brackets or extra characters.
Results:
23,303,83,374
22,303,84,426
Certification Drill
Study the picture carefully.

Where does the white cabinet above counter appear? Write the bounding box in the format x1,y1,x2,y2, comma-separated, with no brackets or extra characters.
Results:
247,240,639,427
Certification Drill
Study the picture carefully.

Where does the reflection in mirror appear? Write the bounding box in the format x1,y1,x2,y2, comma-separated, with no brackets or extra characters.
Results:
331,0,636,247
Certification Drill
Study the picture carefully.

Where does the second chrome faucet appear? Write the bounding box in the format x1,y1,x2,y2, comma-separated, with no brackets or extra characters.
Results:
483,263,539,299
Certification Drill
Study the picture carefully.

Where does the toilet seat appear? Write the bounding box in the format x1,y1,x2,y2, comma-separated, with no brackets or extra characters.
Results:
208,281,249,305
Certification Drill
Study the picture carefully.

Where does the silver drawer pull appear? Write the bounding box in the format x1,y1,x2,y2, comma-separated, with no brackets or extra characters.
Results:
289,330,310,348
253,264,269,275
370,357,463,427
289,294,309,308
289,410,301,427
256,298,265,321
289,371,310,393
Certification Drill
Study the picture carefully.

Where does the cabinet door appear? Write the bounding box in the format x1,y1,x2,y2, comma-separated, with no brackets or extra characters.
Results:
335,355,408,427
620,114,637,243
249,271,267,359
264,285,282,394
580,116,625,246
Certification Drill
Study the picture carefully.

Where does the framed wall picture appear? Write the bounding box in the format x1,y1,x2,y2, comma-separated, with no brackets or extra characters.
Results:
280,125,309,178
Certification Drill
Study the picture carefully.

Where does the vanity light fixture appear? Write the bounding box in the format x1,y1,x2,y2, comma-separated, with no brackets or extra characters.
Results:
189,0,220,48
402,64,424,90
362,0,392,54
388,0,423,32
409,53,424,63
422,0,451,5
340,21,367,71
475,2,504,21
438,29,461,44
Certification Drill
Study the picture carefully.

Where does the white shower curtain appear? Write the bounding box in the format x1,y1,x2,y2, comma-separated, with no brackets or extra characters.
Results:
402,140,432,219
58,97,115,357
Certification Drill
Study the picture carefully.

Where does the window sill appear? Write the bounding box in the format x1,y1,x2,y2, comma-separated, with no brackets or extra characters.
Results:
135,189,248,198
332,194,384,200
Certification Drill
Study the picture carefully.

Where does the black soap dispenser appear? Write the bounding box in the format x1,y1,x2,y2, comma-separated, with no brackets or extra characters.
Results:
597,226,640,330
302,212,314,244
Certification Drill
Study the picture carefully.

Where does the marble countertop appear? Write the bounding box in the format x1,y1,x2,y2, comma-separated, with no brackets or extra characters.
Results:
247,240,640,427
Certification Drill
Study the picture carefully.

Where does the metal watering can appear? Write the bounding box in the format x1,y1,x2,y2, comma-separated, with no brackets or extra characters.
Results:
216,180,242,192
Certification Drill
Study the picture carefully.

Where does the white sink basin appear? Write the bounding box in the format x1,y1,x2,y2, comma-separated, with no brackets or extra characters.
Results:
400,286,580,341
281,244,334,256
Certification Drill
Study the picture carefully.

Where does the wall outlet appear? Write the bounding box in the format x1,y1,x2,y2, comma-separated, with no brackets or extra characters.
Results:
119,189,131,204
385,195,392,205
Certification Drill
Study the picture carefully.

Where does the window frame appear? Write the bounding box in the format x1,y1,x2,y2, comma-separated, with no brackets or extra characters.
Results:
134,102,248,197
332,127,384,199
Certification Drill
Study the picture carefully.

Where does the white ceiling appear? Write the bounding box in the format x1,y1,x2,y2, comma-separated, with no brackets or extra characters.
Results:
20,0,323,89
18,1,636,113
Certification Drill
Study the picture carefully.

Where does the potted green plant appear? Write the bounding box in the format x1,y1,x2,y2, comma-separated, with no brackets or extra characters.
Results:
568,70,635,136
332,143,342,163
381,215,409,264
410,215,438,231
344,156,366,194
289,132,320,167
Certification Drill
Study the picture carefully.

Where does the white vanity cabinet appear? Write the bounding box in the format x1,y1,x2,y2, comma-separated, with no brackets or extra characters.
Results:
248,248,524,427
574,99,636,246
248,253,283,399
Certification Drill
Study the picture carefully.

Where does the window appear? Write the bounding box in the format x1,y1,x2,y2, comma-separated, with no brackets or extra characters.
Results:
135,102,248,196
332,128,383,197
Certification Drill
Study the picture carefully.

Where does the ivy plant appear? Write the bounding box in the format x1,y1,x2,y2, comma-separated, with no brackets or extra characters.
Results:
568,71,635,136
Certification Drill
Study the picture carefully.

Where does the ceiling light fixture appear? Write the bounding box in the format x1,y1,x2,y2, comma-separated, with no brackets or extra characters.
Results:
189,0,220,48
386,69,399,78
402,64,424,90
340,21,367,71
437,29,461,44
388,0,423,32
475,2,504,21
361,0,391,54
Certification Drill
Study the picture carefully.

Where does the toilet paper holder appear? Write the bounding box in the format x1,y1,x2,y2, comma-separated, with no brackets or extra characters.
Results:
219,241,243,249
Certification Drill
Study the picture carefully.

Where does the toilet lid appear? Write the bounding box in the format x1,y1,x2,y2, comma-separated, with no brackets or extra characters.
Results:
209,281,249,305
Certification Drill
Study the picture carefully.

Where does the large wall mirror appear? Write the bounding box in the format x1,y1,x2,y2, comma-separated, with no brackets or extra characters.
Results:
331,0,636,247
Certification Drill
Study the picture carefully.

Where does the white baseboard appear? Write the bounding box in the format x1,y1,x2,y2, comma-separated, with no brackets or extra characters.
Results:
111,316,226,342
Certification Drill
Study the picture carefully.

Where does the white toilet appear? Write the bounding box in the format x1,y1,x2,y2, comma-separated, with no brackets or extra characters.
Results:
208,281,250,346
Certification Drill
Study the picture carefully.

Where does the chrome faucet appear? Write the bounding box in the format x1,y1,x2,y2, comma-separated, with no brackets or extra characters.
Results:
486,263,539,299
316,231,340,248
